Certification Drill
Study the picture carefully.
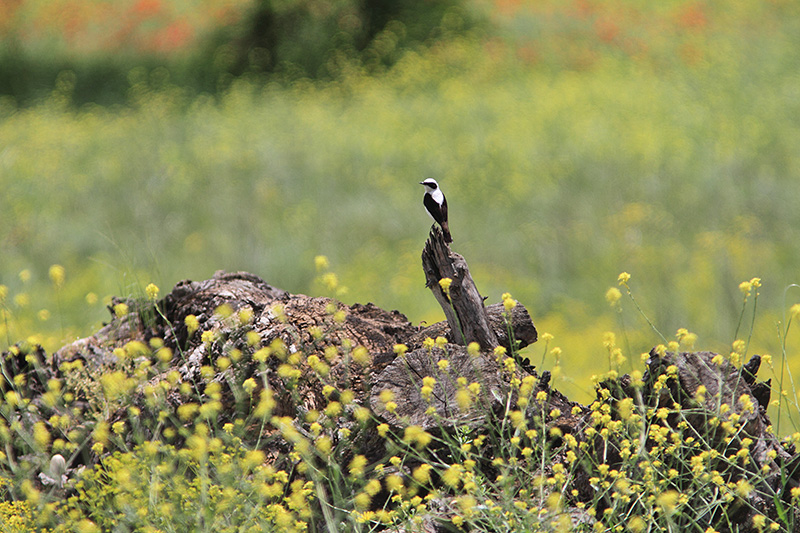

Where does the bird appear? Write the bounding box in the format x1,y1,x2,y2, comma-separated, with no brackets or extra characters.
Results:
420,178,452,243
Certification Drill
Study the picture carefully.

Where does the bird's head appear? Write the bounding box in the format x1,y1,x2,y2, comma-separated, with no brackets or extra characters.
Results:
419,178,439,192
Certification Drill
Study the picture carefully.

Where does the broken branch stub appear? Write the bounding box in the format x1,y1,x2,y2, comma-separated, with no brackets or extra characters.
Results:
421,226,500,350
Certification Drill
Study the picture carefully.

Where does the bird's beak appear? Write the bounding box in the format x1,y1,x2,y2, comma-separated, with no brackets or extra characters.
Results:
419,181,425,185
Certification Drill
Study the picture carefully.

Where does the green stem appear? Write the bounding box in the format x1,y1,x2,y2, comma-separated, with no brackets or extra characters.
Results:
625,288,666,345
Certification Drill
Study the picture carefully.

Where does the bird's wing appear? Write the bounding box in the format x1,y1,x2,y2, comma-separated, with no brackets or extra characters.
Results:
424,193,445,225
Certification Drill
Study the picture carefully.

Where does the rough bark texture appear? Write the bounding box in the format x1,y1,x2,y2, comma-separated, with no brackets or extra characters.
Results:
421,226,501,349
406,302,538,353
2,269,798,532
1,271,539,472
370,344,509,431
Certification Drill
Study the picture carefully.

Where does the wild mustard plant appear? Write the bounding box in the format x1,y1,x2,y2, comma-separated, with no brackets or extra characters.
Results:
572,275,800,532
2,255,800,533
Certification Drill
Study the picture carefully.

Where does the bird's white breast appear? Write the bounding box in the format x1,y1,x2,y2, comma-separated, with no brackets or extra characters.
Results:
429,188,444,205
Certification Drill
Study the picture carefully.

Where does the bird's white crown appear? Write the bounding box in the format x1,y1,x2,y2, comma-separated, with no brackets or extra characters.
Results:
420,178,439,191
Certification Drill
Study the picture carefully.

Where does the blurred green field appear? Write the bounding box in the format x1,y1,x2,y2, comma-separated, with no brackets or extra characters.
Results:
2,0,800,416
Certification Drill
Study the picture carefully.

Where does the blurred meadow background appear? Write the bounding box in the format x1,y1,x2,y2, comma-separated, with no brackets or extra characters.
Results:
1,0,800,417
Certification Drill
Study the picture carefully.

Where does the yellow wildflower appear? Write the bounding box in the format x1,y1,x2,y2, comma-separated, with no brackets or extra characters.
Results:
606,287,622,305
49,265,65,288
412,464,432,484
739,281,752,296
502,292,516,312
656,490,679,514
348,455,368,478
145,283,159,300
403,425,432,449
314,255,329,272
352,346,370,366
322,273,338,292
438,277,453,294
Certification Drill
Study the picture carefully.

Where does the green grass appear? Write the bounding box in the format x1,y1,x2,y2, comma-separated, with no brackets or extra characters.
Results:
3,3,800,529
2,1,800,413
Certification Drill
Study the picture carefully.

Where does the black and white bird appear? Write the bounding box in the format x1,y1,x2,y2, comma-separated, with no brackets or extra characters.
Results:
420,178,452,243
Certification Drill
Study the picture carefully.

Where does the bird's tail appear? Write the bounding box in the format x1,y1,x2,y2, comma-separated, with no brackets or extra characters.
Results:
442,221,453,243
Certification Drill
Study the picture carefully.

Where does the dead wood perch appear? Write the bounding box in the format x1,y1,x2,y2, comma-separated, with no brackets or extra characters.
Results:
370,230,540,432
421,226,536,350
4,270,800,531
406,302,538,354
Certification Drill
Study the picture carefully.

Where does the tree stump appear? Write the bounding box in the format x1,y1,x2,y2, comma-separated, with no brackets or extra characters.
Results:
421,226,504,350
3,268,799,532
369,344,509,431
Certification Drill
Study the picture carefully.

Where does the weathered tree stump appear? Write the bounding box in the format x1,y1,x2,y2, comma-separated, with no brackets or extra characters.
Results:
407,302,538,353
2,267,799,532
421,226,509,349
370,344,509,431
